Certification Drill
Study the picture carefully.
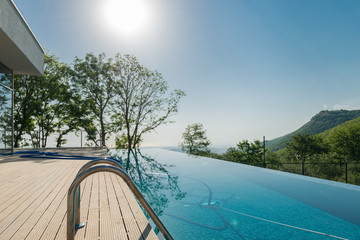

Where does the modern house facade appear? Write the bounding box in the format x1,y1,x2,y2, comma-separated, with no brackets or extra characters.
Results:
0,0,44,153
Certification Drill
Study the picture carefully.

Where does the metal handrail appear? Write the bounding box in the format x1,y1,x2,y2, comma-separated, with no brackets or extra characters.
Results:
67,165,173,240
73,158,124,228
76,158,123,176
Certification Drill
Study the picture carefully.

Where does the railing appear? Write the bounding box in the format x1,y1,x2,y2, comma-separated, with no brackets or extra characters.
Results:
0,130,10,149
241,159,360,185
67,159,173,240
0,129,101,149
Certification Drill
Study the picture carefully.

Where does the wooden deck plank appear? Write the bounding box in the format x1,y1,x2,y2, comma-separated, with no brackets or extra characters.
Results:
0,161,75,239
53,163,90,240
9,160,79,240
112,174,146,240
39,192,67,240
104,172,128,240
0,161,50,197
0,148,159,240
0,168,49,206
99,172,114,240
84,172,100,239
74,176,92,240
0,162,58,215
0,162,68,236
53,213,67,240
22,161,84,240
117,176,158,240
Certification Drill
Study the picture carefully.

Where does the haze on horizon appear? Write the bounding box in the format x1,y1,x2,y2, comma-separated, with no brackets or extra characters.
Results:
14,0,360,148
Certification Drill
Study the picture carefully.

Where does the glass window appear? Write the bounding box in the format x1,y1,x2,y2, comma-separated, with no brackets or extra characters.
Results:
0,70,13,153
0,62,12,88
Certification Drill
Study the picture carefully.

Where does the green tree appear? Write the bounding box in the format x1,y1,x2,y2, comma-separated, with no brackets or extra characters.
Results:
180,123,211,156
222,140,265,165
71,53,115,147
115,133,142,149
29,52,72,147
112,54,185,150
8,52,87,148
286,134,328,162
285,134,328,174
12,74,39,147
265,150,282,168
328,124,360,161
54,88,93,147
221,146,241,162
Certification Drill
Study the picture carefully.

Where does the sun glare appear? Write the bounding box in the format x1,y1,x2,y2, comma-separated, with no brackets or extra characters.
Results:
104,0,149,36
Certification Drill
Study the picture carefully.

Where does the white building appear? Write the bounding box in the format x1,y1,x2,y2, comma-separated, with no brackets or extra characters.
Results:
0,0,44,153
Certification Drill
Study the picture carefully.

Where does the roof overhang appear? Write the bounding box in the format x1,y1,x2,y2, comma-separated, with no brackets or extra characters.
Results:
0,0,44,76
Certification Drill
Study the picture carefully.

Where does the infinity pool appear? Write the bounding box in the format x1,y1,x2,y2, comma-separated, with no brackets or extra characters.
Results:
109,148,360,240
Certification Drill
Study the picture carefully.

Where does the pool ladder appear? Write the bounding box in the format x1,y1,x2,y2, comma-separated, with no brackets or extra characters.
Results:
67,158,173,240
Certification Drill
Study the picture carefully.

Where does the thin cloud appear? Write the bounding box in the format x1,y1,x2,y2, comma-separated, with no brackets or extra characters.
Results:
332,104,358,110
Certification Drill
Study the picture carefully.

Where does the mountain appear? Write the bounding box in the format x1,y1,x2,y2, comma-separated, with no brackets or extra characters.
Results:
319,115,360,139
266,109,360,151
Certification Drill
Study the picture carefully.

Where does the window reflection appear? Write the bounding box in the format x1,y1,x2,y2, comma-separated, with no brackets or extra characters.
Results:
0,62,12,88
0,71,12,153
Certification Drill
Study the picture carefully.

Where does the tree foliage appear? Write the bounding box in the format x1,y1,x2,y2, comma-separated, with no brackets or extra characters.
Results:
53,88,92,147
13,74,39,147
30,53,72,147
115,133,142,149
112,55,185,149
10,52,74,148
328,123,360,161
285,134,329,163
180,123,211,156
71,53,115,147
222,140,265,165
4,51,184,149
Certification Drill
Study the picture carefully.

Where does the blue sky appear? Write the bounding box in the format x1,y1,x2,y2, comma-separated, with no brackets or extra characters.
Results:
15,0,360,147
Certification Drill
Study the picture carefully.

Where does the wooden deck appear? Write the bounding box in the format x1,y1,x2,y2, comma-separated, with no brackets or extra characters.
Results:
0,148,158,240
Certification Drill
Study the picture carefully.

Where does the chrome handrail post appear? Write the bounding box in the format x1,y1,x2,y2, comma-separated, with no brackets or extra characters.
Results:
76,158,123,177
67,165,173,240
74,186,82,228
72,158,123,226
67,178,78,239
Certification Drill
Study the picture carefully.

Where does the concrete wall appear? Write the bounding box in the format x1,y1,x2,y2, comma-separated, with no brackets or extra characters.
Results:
0,0,44,75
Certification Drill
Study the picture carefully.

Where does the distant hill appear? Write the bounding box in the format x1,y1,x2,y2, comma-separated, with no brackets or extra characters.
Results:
267,110,360,151
319,115,360,139
162,146,229,154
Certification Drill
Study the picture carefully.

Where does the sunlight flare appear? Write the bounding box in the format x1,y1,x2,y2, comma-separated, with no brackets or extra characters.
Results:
103,0,149,36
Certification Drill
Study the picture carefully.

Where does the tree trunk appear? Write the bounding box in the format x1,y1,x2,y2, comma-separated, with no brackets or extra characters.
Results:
14,131,22,148
100,110,106,147
56,133,63,148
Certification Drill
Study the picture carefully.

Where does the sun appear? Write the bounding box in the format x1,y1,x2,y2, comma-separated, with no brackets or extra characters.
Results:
103,0,149,36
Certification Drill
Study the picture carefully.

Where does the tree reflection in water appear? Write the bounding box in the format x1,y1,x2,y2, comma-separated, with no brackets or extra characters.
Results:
109,149,186,215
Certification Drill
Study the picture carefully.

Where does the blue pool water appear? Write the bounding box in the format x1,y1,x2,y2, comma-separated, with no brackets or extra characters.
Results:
109,148,360,240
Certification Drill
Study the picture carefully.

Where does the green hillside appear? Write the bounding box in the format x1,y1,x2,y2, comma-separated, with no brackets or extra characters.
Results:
267,109,360,151
319,115,360,139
